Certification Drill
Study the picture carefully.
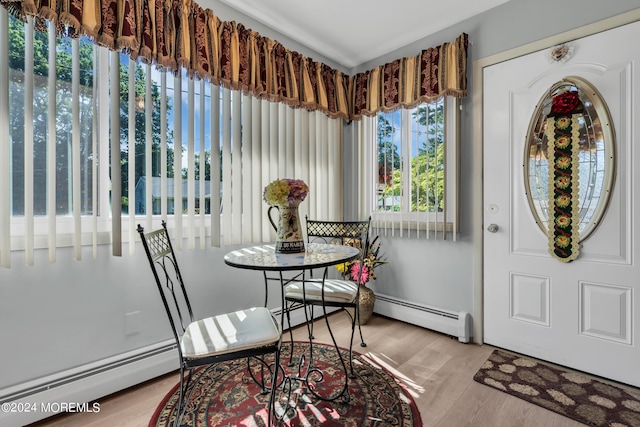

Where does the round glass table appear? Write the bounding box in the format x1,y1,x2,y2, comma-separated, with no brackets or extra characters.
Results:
224,242,361,403
223,242,359,271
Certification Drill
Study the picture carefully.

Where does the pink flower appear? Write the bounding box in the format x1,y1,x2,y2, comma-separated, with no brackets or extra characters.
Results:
263,178,309,207
350,261,370,285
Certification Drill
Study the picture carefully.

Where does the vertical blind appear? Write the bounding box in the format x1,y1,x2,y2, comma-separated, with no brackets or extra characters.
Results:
357,99,459,241
0,14,343,267
217,90,343,246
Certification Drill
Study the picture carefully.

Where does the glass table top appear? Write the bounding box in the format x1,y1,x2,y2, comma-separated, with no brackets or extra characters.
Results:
224,242,359,271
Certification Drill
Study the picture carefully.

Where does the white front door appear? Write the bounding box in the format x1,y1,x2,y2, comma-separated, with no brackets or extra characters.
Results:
483,20,640,386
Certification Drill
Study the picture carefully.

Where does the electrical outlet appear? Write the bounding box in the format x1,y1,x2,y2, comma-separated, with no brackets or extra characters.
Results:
124,311,142,336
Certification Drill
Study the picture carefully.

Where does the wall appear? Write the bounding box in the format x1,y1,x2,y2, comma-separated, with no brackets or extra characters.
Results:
0,242,278,389
2,0,640,423
201,0,349,74
0,238,294,426
345,0,640,321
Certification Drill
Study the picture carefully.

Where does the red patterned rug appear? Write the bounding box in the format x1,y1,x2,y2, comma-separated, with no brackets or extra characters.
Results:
149,341,422,426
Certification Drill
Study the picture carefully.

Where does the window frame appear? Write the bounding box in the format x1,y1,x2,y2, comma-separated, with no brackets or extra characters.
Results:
361,97,460,237
6,22,113,245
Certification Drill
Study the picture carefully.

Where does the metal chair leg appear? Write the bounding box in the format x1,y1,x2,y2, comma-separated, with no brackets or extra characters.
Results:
356,304,367,347
175,366,192,427
348,310,358,379
285,302,296,366
308,304,315,339
267,347,281,426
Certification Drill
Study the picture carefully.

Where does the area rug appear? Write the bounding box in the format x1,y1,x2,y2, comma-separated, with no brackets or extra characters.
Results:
474,349,640,426
149,341,422,426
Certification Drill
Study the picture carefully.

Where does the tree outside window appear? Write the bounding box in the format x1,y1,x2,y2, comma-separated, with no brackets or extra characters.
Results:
376,99,446,214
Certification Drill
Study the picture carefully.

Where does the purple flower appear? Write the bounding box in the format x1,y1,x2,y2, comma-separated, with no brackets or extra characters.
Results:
263,178,309,206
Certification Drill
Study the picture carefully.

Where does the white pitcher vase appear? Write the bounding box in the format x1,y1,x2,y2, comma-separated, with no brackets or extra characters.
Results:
267,204,305,253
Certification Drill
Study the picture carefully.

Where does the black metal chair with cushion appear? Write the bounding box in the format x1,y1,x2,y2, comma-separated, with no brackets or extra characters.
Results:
138,221,284,427
283,217,370,399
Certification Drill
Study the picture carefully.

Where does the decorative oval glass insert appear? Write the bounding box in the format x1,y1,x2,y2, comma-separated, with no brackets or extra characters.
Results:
524,76,615,242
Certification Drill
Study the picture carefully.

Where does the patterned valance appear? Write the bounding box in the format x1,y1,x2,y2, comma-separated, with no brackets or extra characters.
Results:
349,33,468,120
1,0,468,121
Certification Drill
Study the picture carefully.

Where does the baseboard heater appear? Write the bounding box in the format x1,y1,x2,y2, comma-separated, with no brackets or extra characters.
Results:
374,293,472,343
0,341,178,427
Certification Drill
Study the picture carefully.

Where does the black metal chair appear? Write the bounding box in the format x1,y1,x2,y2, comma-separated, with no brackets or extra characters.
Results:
283,217,371,400
138,221,284,427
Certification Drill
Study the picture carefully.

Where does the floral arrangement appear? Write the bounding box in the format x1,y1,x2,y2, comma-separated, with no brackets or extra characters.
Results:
263,178,309,207
336,235,387,285
545,90,583,263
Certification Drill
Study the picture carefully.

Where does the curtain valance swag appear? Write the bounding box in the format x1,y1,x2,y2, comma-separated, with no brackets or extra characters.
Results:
1,0,468,121
349,33,468,119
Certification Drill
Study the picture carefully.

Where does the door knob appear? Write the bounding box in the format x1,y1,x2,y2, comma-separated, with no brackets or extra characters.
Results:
487,224,499,233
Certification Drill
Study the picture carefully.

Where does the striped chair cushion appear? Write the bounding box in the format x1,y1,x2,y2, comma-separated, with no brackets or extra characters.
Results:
284,279,358,303
181,307,280,359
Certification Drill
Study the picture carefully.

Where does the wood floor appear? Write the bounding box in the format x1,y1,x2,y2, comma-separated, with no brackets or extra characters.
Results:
28,314,587,427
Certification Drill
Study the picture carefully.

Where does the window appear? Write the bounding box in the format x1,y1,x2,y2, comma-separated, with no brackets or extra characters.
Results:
7,25,96,217
524,77,615,243
0,14,343,266
358,98,459,239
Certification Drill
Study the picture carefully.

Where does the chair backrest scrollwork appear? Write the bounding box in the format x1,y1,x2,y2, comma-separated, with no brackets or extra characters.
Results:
305,217,371,281
138,221,194,353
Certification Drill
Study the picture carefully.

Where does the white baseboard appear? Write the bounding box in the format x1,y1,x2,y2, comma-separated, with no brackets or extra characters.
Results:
0,341,178,427
374,293,472,343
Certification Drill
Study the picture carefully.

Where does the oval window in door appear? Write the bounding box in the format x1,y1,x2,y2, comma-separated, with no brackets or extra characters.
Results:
524,76,615,242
